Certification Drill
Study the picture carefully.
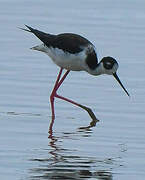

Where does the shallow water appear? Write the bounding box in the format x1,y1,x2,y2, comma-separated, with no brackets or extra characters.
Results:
0,0,145,179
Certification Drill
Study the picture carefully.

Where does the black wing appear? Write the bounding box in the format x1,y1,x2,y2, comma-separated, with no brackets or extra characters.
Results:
24,25,93,54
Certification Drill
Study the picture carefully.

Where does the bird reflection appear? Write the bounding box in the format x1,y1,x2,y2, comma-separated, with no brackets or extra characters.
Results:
48,113,99,138
29,131,113,180
48,116,55,139
30,158,113,180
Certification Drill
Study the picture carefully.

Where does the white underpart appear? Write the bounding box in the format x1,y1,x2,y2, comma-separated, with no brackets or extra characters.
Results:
31,44,90,71
31,44,118,76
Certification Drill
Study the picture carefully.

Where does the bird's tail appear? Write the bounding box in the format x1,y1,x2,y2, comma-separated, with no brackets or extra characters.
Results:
19,25,55,49
18,25,33,33
30,44,45,52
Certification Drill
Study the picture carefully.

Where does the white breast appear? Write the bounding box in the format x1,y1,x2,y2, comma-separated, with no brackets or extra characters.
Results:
31,44,88,71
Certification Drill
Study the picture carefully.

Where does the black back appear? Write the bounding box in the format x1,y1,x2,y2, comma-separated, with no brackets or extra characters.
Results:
25,25,92,54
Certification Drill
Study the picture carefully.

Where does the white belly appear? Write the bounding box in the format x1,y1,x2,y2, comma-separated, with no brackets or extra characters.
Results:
45,47,87,71
31,43,89,71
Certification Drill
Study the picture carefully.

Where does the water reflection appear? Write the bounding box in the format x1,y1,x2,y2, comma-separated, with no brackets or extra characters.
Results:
0,111,41,117
29,130,113,180
30,157,112,179
48,115,99,138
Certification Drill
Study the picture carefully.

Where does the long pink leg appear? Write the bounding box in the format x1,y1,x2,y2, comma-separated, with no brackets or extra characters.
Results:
51,69,70,117
50,68,63,118
49,68,69,136
49,69,98,136
50,69,98,121
55,94,98,121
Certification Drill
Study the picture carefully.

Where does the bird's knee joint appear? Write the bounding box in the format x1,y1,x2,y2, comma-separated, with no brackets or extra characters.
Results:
50,94,54,101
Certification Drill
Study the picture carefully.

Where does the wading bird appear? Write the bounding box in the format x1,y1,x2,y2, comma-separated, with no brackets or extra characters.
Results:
21,25,129,122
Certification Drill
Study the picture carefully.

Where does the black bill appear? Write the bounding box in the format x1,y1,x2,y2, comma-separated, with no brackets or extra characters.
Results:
113,72,130,97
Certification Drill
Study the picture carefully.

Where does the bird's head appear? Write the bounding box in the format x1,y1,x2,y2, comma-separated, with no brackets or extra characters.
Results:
100,56,118,75
99,56,130,97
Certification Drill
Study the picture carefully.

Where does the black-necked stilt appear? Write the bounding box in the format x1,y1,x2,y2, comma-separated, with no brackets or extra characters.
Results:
21,25,129,121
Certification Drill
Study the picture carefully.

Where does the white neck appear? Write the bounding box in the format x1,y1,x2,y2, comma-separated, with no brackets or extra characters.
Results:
86,62,105,76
